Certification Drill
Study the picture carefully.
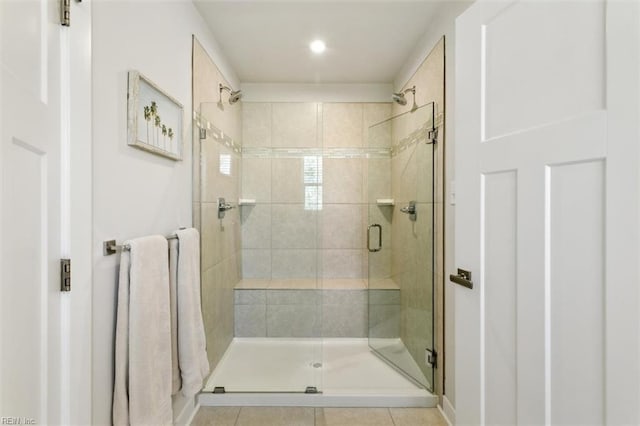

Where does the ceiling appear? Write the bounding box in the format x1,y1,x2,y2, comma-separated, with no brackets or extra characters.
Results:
193,1,443,84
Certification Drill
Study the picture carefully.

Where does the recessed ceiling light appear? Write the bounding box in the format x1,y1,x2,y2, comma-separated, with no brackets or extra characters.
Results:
310,40,326,54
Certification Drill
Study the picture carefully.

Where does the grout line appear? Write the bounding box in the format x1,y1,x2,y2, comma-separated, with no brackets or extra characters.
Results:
233,406,241,426
388,407,398,426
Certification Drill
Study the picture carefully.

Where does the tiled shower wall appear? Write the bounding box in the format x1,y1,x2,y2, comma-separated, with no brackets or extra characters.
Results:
240,102,392,280
193,39,242,370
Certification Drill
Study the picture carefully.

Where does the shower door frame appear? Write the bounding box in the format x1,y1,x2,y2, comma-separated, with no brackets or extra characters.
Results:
366,102,438,392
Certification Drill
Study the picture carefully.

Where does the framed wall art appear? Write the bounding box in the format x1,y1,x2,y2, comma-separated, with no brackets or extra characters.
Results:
127,70,183,160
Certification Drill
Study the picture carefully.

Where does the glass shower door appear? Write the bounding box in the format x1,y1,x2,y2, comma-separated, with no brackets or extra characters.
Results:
367,103,435,391
197,101,323,394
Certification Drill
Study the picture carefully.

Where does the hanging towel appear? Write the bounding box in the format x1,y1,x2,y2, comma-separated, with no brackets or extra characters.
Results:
168,238,182,395
173,228,210,398
113,236,173,426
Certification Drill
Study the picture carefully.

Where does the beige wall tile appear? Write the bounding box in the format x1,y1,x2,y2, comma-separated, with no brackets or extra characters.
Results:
321,204,364,249
324,158,363,204
367,205,392,248
272,158,304,203
201,202,222,271
201,143,240,203
323,103,363,148
321,249,364,279
364,103,392,149
241,157,271,202
240,204,271,249
242,249,271,279
272,103,318,148
272,204,318,249
272,249,317,279
368,248,391,280
363,103,392,129
193,38,243,376
367,119,392,149
417,142,436,204
200,266,216,368
391,147,417,204
193,40,221,107
242,102,271,147
366,158,392,201
322,303,367,337
235,304,267,337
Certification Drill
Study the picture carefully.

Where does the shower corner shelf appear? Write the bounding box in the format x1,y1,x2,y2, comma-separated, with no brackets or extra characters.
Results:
238,198,257,206
376,199,395,206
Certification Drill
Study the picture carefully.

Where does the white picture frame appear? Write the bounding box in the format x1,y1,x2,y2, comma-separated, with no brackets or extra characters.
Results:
127,70,183,160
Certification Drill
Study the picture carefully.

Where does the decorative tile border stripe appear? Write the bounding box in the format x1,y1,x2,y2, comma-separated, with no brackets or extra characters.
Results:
208,127,242,154
194,112,242,154
241,147,391,159
194,111,441,159
390,122,434,157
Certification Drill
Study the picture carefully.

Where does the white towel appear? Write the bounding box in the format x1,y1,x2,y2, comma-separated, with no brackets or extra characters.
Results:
113,236,173,426
173,228,210,398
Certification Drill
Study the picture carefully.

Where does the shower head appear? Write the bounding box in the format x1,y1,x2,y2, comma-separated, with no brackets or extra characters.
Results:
392,86,418,112
219,84,242,105
228,89,243,105
392,92,407,106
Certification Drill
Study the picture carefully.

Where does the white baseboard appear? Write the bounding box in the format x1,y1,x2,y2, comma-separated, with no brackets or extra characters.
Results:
439,395,455,425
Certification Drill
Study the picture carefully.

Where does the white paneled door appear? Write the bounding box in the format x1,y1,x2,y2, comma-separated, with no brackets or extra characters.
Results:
1,1,92,424
455,1,639,425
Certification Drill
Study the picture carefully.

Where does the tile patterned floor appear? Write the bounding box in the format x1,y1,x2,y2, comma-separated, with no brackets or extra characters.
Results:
192,406,448,426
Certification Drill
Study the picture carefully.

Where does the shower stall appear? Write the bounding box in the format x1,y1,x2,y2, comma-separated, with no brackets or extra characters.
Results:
193,98,439,406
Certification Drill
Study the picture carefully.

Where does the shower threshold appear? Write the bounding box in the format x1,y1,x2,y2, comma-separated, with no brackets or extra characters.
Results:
198,338,437,408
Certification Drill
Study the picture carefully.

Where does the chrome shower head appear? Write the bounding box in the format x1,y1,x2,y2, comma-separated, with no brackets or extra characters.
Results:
392,86,418,111
228,89,243,105
392,92,407,106
219,84,242,105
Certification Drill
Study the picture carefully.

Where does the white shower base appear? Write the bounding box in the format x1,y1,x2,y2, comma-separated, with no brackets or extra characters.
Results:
199,338,437,408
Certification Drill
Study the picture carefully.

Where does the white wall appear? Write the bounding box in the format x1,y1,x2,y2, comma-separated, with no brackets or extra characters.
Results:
394,1,473,420
91,2,235,424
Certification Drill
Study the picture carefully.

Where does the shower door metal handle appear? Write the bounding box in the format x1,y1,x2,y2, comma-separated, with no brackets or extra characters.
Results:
367,224,382,252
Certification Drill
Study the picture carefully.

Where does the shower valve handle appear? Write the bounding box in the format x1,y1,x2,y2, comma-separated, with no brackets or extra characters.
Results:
400,201,417,221
217,197,235,219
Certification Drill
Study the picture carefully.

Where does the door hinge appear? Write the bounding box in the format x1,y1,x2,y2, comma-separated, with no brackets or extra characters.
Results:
213,386,226,394
61,0,70,26
305,386,318,394
426,348,437,369
427,128,438,144
60,259,71,292
199,128,207,140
